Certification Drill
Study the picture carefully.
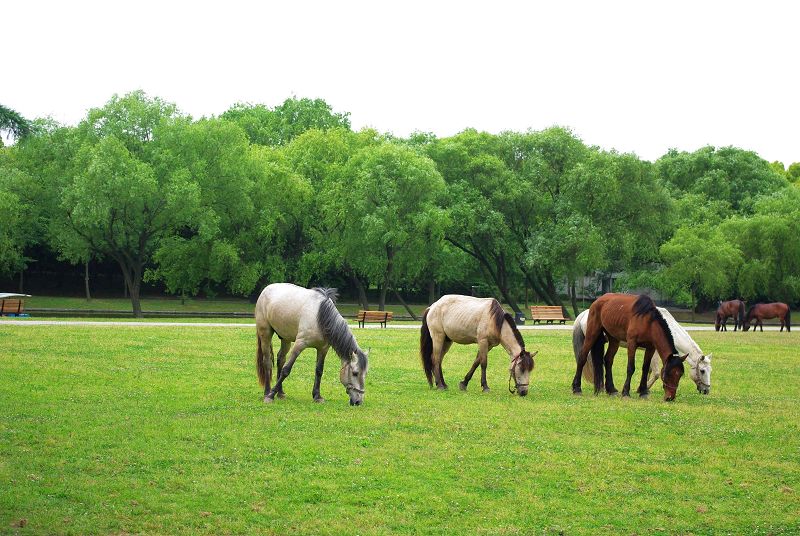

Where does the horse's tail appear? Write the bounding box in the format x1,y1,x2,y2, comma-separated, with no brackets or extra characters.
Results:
573,319,595,384
256,334,272,388
590,332,606,395
737,301,745,329
420,307,434,387
714,311,721,331
785,307,791,332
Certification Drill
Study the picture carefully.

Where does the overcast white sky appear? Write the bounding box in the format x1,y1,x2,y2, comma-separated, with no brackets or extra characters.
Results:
5,1,799,164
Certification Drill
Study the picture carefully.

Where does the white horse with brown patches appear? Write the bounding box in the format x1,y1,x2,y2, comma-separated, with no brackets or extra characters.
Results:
420,295,537,396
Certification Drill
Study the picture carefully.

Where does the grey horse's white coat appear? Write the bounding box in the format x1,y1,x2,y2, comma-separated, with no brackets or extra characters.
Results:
573,308,712,394
255,283,368,405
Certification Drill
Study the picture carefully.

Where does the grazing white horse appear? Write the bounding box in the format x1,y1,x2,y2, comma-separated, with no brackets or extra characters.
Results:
255,283,369,406
420,295,537,396
573,308,712,395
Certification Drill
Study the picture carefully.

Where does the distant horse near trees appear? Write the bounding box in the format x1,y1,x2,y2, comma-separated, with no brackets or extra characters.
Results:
420,295,537,396
742,302,791,332
573,293,688,402
715,299,745,331
255,283,369,405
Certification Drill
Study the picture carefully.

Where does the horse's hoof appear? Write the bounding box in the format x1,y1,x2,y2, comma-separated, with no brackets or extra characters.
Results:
437,385,448,391
607,390,619,396
621,392,631,398
264,395,275,404
276,392,286,399
573,389,582,395
458,381,467,391
639,393,649,399
482,387,491,393
313,397,325,404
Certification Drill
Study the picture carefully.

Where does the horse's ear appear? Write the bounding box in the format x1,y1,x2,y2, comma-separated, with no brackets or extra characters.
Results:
531,350,539,358
680,353,689,362
705,353,712,361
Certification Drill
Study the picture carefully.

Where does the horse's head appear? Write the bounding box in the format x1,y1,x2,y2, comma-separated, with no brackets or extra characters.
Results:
509,350,537,397
661,353,688,401
340,348,369,406
690,353,712,395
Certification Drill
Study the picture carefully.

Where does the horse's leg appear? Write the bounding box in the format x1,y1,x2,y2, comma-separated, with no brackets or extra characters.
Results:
759,318,764,332
432,336,448,390
275,338,291,399
604,339,620,395
312,346,329,403
459,343,481,391
621,342,638,397
647,355,662,390
478,340,491,392
259,325,275,399
479,348,491,393
266,340,307,402
573,337,595,395
637,347,655,398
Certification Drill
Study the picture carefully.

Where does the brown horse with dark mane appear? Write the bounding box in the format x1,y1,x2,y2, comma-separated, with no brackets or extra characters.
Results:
742,302,791,332
573,293,688,401
715,299,745,331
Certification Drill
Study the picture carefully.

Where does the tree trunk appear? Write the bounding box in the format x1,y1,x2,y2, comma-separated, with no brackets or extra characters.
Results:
379,245,395,311
392,288,418,321
378,285,386,311
84,260,92,302
446,237,522,313
118,261,143,318
570,279,578,317
545,273,562,306
427,279,436,305
347,268,369,310
18,269,24,294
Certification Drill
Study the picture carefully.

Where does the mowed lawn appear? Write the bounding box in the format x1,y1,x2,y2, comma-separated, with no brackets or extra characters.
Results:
1,324,798,535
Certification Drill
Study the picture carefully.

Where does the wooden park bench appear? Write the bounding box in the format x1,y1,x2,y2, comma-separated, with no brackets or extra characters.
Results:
0,298,25,316
529,305,568,324
356,310,393,328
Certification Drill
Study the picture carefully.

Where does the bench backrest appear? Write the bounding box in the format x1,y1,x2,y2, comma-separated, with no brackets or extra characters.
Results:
529,305,566,318
0,299,24,314
357,310,393,321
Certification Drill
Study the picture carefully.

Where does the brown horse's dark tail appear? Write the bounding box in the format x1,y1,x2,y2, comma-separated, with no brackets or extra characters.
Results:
590,332,606,395
256,334,272,388
420,307,434,387
737,301,745,330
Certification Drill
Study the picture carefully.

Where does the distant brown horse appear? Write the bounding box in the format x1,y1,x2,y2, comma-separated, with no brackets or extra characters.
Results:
420,295,537,396
715,299,745,331
573,293,688,402
742,302,791,332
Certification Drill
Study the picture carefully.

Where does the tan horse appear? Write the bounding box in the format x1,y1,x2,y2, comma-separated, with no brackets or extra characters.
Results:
574,293,688,401
420,295,537,396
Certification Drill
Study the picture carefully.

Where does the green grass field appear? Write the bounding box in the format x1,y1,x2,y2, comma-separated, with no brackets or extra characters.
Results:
1,324,798,535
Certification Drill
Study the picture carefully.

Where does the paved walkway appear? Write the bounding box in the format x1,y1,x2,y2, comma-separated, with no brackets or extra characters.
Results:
2,319,788,331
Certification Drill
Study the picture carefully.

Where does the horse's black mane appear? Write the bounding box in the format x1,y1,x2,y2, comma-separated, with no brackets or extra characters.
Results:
313,287,338,303
632,294,677,354
315,287,367,368
489,299,533,370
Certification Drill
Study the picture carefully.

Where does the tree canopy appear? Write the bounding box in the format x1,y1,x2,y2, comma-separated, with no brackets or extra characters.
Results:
2,91,798,314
